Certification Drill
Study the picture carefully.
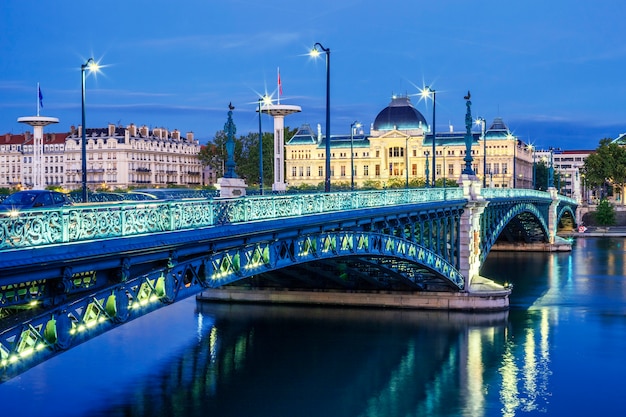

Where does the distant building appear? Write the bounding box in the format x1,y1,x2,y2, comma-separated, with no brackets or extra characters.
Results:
285,95,534,189
0,123,202,191
535,149,594,203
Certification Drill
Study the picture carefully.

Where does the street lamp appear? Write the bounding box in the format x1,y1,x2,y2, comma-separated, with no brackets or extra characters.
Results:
420,86,436,187
350,121,361,191
258,97,264,195
81,58,99,202
508,133,517,188
405,136,409,189
310,43,331,192
475,117,486,187
529,144,536,189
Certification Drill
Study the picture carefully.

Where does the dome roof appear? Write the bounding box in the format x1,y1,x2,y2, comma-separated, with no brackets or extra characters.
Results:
373,96,428,131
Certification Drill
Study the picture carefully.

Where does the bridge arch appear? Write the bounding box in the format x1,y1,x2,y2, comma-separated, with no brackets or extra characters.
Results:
480,202,550,262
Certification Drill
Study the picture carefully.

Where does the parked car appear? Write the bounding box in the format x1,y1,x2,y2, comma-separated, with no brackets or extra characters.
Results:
0,190,73,211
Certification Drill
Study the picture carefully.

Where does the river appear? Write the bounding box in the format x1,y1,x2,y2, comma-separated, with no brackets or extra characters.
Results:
1,237,625,416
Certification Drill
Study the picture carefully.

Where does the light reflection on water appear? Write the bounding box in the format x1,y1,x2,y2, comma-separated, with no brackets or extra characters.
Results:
2,237,626,416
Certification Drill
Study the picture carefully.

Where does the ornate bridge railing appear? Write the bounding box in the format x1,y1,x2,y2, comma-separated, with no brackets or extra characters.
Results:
0,188,463,251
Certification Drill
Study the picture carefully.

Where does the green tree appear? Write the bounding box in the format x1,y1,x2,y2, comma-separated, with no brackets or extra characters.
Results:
199,127,298,189
582,138,626,201
594,199,615,225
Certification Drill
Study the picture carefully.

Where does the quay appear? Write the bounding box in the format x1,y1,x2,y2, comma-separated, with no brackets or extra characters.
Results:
197,276,511,312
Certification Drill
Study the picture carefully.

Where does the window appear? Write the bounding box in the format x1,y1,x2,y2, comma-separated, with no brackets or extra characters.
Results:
318,166,323,177
363,165,369,176
375,164,380,177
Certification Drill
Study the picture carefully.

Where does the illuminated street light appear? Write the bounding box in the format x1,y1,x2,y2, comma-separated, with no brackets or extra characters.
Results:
81,58,99,202
420,86,436,187
257,95,271,195
350,121,361,191
310,43,331,192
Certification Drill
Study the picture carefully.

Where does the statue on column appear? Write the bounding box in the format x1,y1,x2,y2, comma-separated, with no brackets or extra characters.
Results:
224,102,238,179
217,103,247,198
462,91,475,175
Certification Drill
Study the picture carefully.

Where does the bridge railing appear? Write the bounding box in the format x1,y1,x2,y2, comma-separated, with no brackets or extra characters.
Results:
483,188,578,205
0,188,464,250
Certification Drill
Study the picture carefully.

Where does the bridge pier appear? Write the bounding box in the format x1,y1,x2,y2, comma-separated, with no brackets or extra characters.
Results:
457,175,507,296
547,187,559,244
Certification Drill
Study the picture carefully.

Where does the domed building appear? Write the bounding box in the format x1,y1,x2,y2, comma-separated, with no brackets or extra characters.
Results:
284,95,534,190
371,96,428,133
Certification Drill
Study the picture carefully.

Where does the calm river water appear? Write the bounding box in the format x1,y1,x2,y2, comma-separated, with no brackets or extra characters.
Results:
2,237,626,417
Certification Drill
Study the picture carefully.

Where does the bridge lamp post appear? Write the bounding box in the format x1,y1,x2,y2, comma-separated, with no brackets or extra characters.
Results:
350,121,361,191
257,95,271,195
81,58,100,203
405,136,409,189
475,117,486,187
420,86,436,187
508,133,517,188
310,43,331,192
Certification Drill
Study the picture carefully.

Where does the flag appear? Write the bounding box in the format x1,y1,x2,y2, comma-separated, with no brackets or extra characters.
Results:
277,67,282,97
38,85,44,109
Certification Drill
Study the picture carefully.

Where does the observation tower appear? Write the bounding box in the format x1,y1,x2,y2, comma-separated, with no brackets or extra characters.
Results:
259,104,301,191
18,115,59,190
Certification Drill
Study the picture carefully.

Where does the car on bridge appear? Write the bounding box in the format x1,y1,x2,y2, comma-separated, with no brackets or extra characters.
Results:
0,190,73,212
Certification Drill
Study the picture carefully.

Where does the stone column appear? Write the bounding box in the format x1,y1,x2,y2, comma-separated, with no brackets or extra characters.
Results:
547,187,559,244
457,174,487,290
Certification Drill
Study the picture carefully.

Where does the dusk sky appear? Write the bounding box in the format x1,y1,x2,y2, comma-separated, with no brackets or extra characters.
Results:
2,0,625,150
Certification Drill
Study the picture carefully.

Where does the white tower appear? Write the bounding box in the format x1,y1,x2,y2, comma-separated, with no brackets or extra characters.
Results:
17,115,59,190
261,104,301,191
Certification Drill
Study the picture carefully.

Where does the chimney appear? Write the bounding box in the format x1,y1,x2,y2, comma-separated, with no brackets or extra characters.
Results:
128,123,137,137
172,129,180,140
108,123,115,136
186,132,194,142
140,125,148,137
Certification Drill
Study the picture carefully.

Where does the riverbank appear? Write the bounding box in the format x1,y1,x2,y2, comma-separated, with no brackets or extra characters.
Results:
561,226,626,238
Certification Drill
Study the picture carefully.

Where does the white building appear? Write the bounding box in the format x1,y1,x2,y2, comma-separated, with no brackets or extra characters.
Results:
0,123,203,191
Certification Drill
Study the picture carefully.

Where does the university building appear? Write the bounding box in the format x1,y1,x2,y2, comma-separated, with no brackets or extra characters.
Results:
285,95,534,189
0,123,203,190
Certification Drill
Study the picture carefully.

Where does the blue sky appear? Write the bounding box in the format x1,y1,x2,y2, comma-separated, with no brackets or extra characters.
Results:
2,0,625,150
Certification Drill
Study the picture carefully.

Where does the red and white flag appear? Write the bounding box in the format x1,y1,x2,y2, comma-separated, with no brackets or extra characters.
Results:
277,67,283,98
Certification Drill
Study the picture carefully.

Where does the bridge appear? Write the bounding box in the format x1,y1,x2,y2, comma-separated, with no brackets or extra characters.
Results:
0,179,577,381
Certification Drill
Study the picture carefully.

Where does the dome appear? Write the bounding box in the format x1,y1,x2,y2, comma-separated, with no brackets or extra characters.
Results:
373,96,428,131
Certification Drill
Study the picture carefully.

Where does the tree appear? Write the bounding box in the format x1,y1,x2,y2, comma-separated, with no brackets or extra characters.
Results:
582,138,626,202
199,126,298,188
594,199,615,225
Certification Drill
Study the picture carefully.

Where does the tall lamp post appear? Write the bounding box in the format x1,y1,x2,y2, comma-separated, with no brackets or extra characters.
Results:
310,43,331,192
530,144,536,189
509,133,517,188
258,97,264,195
350,121,360,191
420,86,436,187
475,117,486,187
81,58,99,203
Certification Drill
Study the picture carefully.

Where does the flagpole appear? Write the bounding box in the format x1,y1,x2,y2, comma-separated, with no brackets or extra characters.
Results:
37,83,40,116
277,67,281,105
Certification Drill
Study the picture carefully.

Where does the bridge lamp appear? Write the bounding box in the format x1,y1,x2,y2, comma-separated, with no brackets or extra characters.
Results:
257,95,271,195
507,132,517,188
81,58,100,203
350,121,361,191
420,86,436,187
310,43,331,192
475,117,487,187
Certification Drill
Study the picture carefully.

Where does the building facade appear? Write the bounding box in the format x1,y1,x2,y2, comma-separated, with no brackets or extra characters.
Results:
0,123,203,191
285,96,534,189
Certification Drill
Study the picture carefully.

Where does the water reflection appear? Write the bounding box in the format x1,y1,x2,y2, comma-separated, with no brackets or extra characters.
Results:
101,304,509,417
